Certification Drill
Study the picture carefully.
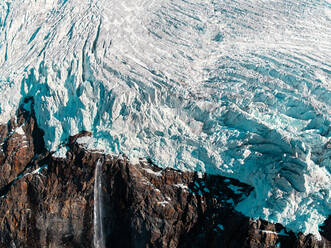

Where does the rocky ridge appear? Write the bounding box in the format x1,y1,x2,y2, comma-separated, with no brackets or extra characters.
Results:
0,99,329,247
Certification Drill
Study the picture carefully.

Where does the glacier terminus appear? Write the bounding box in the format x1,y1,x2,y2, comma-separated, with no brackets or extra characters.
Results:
0,0,330,240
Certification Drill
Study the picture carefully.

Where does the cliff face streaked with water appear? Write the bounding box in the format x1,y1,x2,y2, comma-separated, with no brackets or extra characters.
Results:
0,0,330,238
0,104,329,247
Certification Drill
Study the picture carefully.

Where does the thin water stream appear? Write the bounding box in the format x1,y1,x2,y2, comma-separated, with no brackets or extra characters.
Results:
93,157,105,248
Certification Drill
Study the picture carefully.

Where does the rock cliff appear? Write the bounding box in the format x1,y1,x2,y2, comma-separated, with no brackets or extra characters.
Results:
0,100,329,247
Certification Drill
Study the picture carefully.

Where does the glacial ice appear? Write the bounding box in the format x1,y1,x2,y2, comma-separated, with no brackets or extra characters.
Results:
0,0,330,238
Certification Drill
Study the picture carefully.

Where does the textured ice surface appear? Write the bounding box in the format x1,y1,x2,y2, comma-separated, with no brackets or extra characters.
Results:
0,0,330,238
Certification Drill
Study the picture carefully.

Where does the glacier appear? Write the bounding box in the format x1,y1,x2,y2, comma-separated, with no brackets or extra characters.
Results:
0,0,330,239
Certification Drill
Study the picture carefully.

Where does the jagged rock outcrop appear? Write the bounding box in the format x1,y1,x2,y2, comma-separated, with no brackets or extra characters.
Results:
0,101,329,247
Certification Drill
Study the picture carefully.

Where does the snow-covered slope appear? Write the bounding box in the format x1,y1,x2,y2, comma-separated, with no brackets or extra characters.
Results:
0,0,330,238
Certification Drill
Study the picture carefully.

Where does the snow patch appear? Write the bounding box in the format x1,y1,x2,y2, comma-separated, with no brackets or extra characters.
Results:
15,126,25,136
174,183,188,190
142,168,162,177
157,201,170,207
53,146,68,158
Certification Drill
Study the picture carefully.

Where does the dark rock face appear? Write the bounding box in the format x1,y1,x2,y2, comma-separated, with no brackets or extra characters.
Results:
0,101,330,248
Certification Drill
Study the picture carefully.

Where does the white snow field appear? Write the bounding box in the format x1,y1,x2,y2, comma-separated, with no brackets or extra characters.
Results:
0,0,330,238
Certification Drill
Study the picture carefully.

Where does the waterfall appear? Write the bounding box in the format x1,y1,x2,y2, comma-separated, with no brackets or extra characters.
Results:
93,157,105,248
